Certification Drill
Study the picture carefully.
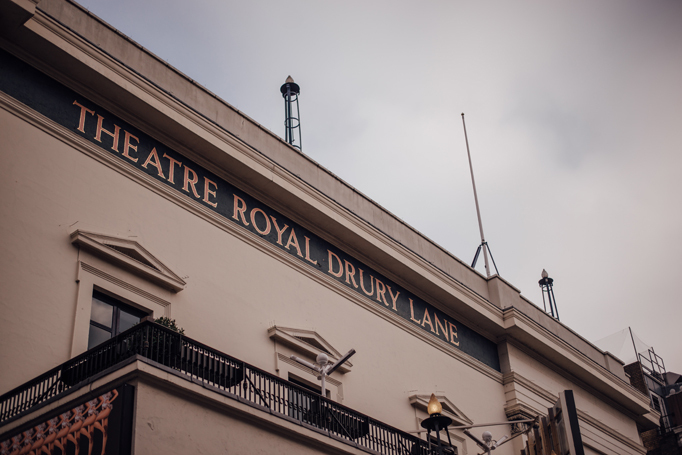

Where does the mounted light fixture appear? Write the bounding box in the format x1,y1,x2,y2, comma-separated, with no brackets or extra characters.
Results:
463,428,511,455
427,394,443,416
290,349,356,397
420,394,454,455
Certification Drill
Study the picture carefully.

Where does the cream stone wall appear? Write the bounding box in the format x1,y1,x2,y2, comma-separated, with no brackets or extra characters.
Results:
0,105,81,390
0,95,509,450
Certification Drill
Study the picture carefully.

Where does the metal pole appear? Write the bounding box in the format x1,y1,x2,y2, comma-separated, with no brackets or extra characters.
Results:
295,95,302,151
550,286,559,320
461,113,491,277
286,88,292,144
320,372,326,397
541,285,548,313
434,421,443,455
629,327,639,362
284,91,290,144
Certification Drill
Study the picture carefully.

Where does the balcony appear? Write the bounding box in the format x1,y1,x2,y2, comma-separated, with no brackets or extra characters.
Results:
0,321,433,454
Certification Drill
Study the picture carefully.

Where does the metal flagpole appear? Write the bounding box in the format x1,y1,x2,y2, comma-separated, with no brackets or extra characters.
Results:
461,113,492,277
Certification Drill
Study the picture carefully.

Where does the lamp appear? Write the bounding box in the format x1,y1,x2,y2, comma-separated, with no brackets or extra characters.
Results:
463,428,511,455
420,394,453,455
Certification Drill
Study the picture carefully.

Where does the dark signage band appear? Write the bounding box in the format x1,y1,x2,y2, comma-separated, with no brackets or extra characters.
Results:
0,48,500,371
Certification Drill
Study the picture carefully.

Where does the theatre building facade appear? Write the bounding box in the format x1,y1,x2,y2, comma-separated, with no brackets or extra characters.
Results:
0,0,660,453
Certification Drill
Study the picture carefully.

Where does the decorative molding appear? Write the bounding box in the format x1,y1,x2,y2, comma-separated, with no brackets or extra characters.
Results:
504,406,536,435
71,230,185,292
268,326,352,374
0,389,119,455
503,371,556,405
79,262,171,309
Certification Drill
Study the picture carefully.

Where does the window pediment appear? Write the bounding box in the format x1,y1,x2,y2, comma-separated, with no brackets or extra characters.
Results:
267,326,353,374
70,230,185,292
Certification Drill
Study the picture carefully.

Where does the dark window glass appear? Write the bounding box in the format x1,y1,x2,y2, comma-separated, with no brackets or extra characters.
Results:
91,297,113,328
88,291,148,349
119,310,140,332
88,324,111,348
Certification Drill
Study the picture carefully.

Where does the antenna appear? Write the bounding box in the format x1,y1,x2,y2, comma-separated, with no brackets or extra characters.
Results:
538,269,560,320
280,76,302,150
290,349,356,397
461,113,498,277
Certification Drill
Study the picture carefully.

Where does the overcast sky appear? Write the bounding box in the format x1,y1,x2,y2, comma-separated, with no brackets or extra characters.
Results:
76,0,682,373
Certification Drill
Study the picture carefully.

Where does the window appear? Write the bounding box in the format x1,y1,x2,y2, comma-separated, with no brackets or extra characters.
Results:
289,374,329,397
268,326,350,403
287,374,327,422
287,374,369,440
88,290,148,349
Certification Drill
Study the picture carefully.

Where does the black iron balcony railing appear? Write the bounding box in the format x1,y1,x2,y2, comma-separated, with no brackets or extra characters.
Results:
0,321,431,454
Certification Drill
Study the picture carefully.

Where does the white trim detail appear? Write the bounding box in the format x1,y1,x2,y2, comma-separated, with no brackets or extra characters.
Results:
268,326,353,374
71,230,185,292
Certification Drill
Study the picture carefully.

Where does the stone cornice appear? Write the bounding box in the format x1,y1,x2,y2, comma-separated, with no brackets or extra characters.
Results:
502,371,555,405
502,308,650,415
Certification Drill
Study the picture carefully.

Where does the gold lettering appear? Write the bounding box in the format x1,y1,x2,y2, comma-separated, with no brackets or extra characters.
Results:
163,154,182,184
122,131,139,162
375,278,389,306
142,148,166,178
250,208,271,235
73,100,94,133
421,308,436,333
285,228,303,257
434,313,448,337
387,285,400,311
270,217,288,245
203,177,218,207
409,299,421,324
328,250,344,277
232,195,249,226
304,237,317,265
183,166,201,198
94,115,121,151
359,269,374,296
447,322,460,346
344,260,358,288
